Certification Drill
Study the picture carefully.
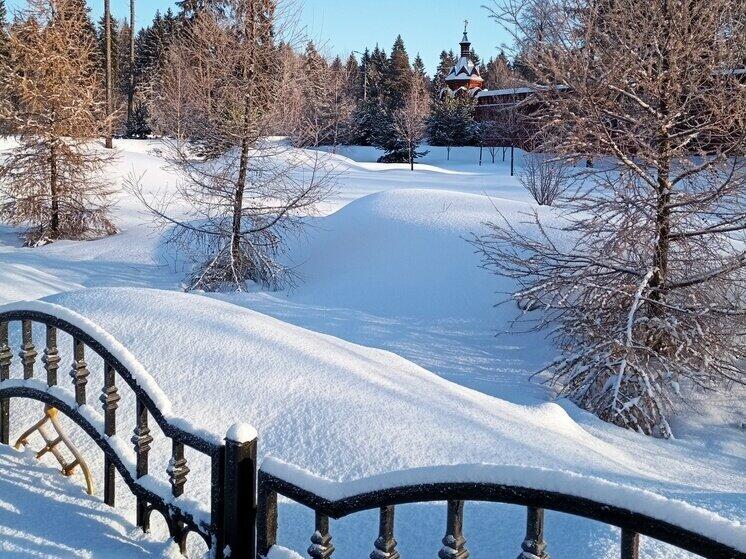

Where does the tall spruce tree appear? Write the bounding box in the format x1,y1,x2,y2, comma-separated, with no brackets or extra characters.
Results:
386,35,411,109
413,53,427,82
432,50,456,95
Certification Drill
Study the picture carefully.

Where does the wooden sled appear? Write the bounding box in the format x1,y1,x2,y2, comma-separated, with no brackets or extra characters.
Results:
14,405,94,495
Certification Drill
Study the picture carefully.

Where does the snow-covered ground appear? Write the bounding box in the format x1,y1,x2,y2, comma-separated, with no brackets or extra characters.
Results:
0,139,743,558
0,444,180,558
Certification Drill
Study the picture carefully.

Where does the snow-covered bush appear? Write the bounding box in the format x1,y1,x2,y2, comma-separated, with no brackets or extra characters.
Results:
519,153,570,206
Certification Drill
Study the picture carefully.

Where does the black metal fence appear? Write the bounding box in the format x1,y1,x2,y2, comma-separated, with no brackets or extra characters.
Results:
0,308,743,559
0,309,256,559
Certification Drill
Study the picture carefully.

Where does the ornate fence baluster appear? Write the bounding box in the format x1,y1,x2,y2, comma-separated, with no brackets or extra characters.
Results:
132,397,153,531
168,440,190,497
70,338,89,405
211,446,227,555
100,362,119,506
518,506,548,559
439,500,468,559
257,477,278,558
309,511,335,559
0,321,11,444
42,325,60,387
621,529,640,559
19,320,37,380
371,505,399,559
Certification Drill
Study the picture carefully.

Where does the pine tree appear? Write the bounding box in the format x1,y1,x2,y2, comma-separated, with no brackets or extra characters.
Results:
469,47,481,67
0,0,8,134
432,50,456,95
483,51,516,89
350,45,388,145
387,35,411,109
0,0,8,74
412,53,427,82
0,0,7,53
344,53,360,99
427,95,478,159
367,45,388,99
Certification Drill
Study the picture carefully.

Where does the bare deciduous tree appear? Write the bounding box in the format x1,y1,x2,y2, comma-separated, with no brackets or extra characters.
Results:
135,0,333,291
520,152,570,205
477,0,746,436
393,73,429,170
0,0,117,245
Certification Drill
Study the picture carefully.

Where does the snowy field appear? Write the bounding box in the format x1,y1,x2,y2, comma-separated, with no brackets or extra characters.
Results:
0,139,743,558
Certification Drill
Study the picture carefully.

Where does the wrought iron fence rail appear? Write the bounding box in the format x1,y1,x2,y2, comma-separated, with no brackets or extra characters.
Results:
257,471,745,559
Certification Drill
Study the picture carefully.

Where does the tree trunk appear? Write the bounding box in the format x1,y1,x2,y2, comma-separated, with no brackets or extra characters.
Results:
479,145,483,166
409,140,413,171
49,142,59,236
232,137,249,274
447,145,451,160
104,0,113,149
126,0,135,135
510,145,514,176
649,0,673,322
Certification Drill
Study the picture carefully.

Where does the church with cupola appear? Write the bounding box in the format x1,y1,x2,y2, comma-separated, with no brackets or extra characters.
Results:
442,23,484,97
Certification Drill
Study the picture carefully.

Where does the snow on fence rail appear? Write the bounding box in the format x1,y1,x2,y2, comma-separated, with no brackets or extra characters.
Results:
0,301,744,559
0,301,258,559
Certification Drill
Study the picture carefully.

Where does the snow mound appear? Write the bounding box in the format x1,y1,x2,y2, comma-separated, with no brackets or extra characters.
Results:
3,287,738,548
287,188,540,319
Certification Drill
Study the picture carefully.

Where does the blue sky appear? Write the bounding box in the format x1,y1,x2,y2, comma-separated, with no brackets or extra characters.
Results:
6,0,513,74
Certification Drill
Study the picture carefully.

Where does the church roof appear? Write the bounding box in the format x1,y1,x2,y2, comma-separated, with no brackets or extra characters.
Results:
446,26,483,85
446,56,483,82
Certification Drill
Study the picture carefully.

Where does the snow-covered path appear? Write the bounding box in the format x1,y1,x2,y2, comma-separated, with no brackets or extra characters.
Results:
0,140,743,558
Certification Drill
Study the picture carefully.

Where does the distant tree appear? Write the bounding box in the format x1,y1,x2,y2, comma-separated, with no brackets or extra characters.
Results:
432,49,456,95
344,52,360,98
393,72,430,170
0,0,9,134
350,45,388,145
386,34,411,109
412,53,427,82
0,0,7,59
468,47,481,67
103,0,113,147
0,0,117,245
483,51,516,89
125,0,136,136
428,92,479,159
428,95,457,158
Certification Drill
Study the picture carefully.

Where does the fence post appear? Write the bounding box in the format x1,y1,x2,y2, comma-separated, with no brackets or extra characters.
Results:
223,423,258,559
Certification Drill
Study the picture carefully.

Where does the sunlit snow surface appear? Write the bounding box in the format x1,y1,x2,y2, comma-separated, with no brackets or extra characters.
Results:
0,139,743,558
